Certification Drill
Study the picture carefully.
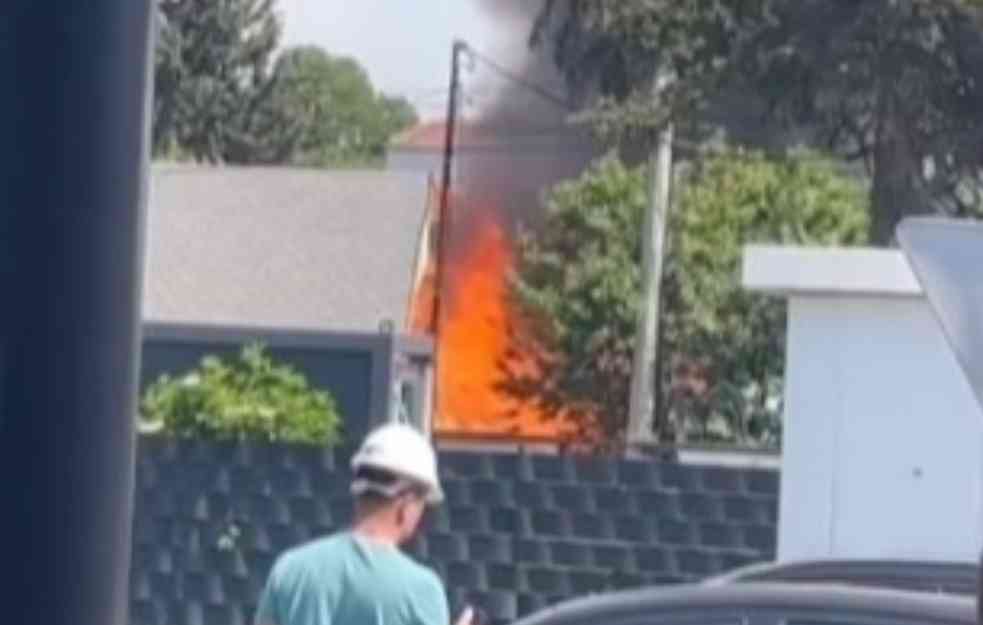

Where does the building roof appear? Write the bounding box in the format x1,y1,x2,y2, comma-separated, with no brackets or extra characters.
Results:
391,120,492,150
145,166,429,333
390,119,593,152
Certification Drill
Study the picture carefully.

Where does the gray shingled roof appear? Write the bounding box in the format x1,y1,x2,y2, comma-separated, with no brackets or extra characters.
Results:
144,166,429,332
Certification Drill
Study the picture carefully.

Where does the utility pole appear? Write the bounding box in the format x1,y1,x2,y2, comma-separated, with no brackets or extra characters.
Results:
627,70,675,452
429,39,467,430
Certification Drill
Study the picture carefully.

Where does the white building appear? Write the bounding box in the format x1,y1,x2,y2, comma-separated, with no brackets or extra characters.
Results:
744,239,983,563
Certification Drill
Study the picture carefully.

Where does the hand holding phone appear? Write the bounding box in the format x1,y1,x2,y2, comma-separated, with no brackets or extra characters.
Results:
454,605,475,625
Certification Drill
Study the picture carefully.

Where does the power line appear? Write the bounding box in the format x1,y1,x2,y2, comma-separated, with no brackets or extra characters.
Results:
399,86,453,96
462,44,571,112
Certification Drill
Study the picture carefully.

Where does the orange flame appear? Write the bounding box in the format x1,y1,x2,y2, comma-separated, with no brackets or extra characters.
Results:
410,207,571,441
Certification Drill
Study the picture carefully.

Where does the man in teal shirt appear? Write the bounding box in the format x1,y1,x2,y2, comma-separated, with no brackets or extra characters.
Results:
255,423,473,625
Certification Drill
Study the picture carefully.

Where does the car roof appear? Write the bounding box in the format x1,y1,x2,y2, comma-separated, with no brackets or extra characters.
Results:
513,582,976,625
704,559,979,595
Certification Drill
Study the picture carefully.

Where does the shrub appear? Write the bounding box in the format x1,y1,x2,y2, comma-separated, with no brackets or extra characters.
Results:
140,343,342,445
507,150,868,448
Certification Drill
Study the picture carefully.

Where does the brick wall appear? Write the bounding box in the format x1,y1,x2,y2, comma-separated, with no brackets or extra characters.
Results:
130,438,779,625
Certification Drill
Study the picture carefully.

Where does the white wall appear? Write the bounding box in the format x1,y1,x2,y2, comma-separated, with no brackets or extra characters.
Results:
745,246,983,564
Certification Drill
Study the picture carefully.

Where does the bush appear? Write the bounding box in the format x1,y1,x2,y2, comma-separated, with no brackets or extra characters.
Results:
507,150,868,449
140,343,342,445
668,149,868,445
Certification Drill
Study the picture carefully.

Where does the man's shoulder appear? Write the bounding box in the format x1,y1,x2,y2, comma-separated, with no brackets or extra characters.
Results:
364,543,443,593
397,554,448,622
396,553,444,595
272,532,443,594
273,533,348,577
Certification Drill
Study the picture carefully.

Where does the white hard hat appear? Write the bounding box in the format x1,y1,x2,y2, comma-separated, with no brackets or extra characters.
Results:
350,422,443,504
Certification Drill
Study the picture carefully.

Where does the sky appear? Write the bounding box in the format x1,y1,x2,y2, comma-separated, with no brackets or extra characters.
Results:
276,0,510,120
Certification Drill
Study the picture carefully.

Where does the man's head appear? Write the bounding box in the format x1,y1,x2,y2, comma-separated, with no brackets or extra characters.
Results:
351,466,430,544
349,423,443,545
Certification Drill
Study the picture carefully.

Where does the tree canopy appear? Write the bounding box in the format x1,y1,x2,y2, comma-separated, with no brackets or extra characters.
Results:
268,47,418,167
153,0,290,163
152,2,417,166
532,0,983,244
506,151,867,448
668,150,867,444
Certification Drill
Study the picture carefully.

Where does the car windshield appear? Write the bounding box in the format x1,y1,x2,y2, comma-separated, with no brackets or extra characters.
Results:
6,2,983,625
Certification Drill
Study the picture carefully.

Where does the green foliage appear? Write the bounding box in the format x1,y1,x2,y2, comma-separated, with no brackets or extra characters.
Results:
505,157,647,447
153,0,292,163
532,0,769,137
507,150,868,448
152,5,418,166
743,1,983,242
669,150,868,445
141,344,342,445
268,47,418,167
532,0,983,244
377,95,418,140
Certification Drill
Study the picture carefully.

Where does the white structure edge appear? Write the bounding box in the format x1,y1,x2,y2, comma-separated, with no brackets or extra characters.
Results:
743,244,982,564
743,245,922,297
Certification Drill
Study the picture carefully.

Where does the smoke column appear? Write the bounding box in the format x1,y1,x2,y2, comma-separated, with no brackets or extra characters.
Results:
453,0,594,233
427,1,598,438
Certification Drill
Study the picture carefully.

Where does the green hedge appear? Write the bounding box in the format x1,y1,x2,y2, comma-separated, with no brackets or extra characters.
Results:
140,343,342,446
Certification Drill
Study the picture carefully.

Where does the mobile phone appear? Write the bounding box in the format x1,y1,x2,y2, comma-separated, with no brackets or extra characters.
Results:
456,605,475,625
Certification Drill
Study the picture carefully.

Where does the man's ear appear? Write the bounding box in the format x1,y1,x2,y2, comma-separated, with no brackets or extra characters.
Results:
393,494,411,525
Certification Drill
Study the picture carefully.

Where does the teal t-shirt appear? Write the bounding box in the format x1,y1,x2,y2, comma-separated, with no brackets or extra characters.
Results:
254,531,449,625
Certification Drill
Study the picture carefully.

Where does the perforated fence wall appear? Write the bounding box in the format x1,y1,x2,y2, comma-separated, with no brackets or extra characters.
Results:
130,438,779,625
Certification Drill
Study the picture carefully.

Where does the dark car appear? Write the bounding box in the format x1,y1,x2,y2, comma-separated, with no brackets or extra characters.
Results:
704,559,979,596
511,582,974,625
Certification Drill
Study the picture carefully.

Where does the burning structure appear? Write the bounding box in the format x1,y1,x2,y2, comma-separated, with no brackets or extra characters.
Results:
393,120,594,441
390,2,597,442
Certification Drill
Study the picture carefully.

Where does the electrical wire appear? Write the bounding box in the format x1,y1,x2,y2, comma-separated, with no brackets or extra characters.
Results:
461,44,571,112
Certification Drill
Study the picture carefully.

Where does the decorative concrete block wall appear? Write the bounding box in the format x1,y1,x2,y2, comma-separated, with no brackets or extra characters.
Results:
129,438,779,625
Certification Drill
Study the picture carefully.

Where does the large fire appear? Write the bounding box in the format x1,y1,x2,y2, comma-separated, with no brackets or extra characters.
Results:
410,204,571,441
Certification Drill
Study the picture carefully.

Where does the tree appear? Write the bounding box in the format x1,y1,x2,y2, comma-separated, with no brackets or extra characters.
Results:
505,157,647,448
153,0,298,164
532,0,983,244
669,150,868,445
374,95,419,156
268,47,418,167
140,344,343,445
744,1,983,243
505,151,867,448
530,1,769,139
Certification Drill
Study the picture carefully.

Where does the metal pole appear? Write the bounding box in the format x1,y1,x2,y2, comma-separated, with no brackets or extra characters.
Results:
429,39,466,427
627,71,675,451
0,2,153,624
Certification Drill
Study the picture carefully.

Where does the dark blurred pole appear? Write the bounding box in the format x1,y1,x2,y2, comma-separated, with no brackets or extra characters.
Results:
0,2,153,625
978,550,982,625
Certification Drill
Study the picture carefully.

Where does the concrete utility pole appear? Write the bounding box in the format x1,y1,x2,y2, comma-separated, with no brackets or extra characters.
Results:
431,39,467,335
627,70,675,451
429,39,467,429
